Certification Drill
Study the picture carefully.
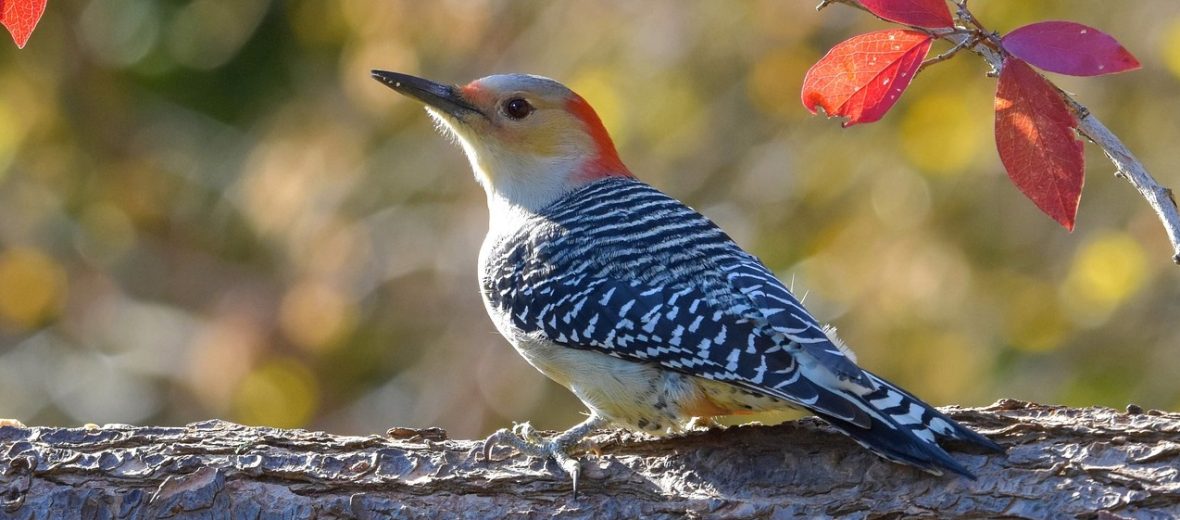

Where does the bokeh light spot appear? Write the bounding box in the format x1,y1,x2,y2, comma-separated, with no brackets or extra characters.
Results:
569,70,626,144
1004,278,1070,352
233,358,320,428
1061,232,1148,325
280,280,357,352
79,0,161,68
0,247,66,330
0,98,25,176
167,0,267,70
747,48,814,121
1162,18,1180,81
899,91,984,176
74,203,137,266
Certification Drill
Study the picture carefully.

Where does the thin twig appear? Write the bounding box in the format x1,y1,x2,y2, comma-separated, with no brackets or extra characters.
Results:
918,34,978,73
1071,108,1180,264
817,0,870,16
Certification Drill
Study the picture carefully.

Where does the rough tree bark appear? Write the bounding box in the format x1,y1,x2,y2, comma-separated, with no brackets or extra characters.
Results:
1,400,1178,519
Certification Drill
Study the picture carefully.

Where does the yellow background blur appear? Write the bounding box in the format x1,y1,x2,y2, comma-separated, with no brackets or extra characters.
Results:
0,1,1178,438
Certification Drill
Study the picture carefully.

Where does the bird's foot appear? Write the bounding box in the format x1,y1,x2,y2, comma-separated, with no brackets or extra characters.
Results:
480,414,607,496
686,416,723,431
481,421,553,461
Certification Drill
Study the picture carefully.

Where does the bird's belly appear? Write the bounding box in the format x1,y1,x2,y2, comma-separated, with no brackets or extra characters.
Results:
489,311,788,433
510,333,708,434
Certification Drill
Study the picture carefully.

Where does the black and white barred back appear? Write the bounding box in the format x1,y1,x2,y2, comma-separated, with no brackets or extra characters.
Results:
481,177,1001,477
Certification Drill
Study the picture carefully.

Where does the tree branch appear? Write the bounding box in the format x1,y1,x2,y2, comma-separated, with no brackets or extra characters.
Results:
821,0,1180,265
2,401,1178,518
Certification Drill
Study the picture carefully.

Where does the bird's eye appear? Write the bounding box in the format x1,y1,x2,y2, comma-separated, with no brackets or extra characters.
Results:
502,98,534,120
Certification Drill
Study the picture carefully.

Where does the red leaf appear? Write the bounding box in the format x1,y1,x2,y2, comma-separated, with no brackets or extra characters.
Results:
860,0,954,29
1001,21,1140,77
2,0,46,49
994,58,1084,230
802,30,932,127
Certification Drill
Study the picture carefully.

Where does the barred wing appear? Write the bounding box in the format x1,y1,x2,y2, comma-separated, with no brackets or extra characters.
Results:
500,271,873,427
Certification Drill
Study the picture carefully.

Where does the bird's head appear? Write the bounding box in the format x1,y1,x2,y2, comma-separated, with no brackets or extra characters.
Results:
372,71,631,211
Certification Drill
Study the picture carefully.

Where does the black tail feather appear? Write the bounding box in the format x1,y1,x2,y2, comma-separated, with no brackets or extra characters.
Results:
805,370,1002,479
815,408,978,479
863,370,1005,453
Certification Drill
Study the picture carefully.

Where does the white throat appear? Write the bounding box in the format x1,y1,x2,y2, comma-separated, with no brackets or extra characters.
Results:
428,108,587,234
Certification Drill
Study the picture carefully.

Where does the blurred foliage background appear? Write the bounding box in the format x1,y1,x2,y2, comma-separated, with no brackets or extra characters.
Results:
0,0,1178,438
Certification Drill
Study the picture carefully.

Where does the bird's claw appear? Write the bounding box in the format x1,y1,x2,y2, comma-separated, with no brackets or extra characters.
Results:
479,421,597,497
550,446,583,496
686,416,723,431
512,421,541,443
482,422,542,461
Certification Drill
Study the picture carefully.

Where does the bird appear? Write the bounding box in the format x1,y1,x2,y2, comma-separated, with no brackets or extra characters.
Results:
370,70,1002,492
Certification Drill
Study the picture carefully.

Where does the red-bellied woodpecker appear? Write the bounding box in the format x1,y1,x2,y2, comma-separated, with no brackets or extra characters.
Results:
371,70,1002,491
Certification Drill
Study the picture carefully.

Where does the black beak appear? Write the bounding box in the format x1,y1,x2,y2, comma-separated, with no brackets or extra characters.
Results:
371,70,483,119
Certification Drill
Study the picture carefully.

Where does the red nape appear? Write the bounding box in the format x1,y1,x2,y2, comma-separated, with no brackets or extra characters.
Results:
565,94,632,180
